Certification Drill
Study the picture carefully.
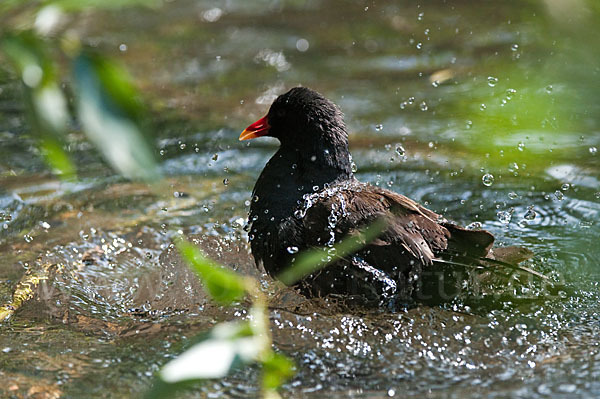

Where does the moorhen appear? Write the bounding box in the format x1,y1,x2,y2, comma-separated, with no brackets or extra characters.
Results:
240,87,533,304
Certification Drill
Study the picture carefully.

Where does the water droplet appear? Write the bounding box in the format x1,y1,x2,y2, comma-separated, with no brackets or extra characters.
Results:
119,43,128,52
400,101,408,109
508,192,518,199
375,124,383,131
431,80,439,87
545,85,553,93
296,38,309,52
554,190,564,201
417,12,424,21
480,103,487,111
589,146,597,154
524,206,536,220
511,44,519,51
416,42,423,50
212,153,219,161
466,221,483,230
561,183,570,191
179,143,186,150
595,192,600,199
395,144,406,156
465,120,473,129
408,97,415,104
419,101,428,111
482,173,494,186
497,209,513,225
24,234,33,243
518,142,525,151
351,161,358,172
287,246,299,254
506,88,517,99
487,76,498,87
312,185,319,191
223,178,229,186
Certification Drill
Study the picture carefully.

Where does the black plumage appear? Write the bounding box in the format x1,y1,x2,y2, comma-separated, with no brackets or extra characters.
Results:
240,87,532,304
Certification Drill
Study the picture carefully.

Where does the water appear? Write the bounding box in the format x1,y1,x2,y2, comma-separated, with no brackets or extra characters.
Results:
1,1,600,398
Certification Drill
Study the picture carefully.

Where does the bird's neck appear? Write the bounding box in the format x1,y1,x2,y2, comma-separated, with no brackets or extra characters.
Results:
250,143,353,223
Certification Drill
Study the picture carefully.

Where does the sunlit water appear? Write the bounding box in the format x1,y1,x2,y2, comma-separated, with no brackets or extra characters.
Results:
1,1,599,398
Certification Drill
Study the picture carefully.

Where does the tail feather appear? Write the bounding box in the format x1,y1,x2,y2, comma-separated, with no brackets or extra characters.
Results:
435,246,548,281
490,246,534,264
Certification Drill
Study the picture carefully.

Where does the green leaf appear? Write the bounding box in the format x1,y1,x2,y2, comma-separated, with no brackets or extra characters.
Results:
1,31,75,178
262,351,295,392
159,321,259,383
72,51,161,181
277,219,387,285
40,137,76,177
146,320,264,399
176,239,246,305
47,0,162,12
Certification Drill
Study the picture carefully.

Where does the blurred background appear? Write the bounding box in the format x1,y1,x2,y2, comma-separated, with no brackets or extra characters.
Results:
1,0,599,398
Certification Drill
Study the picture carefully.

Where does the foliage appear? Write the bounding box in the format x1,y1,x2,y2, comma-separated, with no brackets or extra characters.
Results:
1,32,73,176
148,240,300,398
73,51,161,181
176,239,246,305
1,4,160,181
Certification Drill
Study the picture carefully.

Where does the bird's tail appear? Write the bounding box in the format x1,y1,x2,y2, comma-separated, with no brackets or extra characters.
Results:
414,246,550,305
433,245,547,280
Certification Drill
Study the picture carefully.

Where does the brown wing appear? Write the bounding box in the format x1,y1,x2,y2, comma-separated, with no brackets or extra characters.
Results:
301,183,494,273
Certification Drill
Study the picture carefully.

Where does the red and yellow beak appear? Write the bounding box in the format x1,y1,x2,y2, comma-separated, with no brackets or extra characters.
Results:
239,115,270,141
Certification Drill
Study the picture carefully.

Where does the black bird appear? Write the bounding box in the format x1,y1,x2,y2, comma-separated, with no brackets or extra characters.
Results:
240,87,535,304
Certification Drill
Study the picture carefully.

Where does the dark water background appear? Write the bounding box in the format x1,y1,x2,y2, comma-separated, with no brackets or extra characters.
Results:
1,0,599,397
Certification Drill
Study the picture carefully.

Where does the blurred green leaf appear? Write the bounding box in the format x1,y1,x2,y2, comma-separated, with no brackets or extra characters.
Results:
1,31,74,177
146,321,262,399
159,321,258,383
262,351,295,393
176,239,246,305
39,137,75,176
277,219,387,286
47,0,162,12
73,51,161,181
0,0,32,16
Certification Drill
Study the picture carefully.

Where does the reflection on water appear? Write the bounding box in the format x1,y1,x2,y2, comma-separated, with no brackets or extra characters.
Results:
1,0,600,398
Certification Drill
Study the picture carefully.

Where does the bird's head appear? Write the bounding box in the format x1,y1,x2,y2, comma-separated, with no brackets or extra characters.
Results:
239,87,348,148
